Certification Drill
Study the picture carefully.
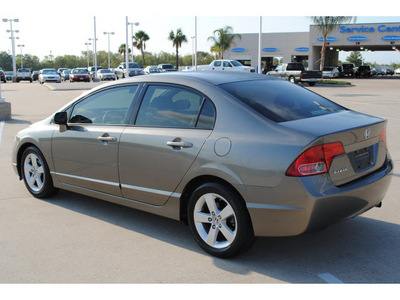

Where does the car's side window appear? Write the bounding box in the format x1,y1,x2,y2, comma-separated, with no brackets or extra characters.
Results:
135,85,215,129
213,61,221,67
69,85,138,125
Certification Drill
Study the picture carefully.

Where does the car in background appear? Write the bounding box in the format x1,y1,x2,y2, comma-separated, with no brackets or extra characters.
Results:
385,68,394,76
395,68,400,75
38,69,61,84
16,68,32,83
342,63,355,77
61,69,71,81
115,62,144,79
375,66,386,76
5,71,14,81
88,66,103,81
57,68,69,76
31,71,40,81
144,66,162,74
322,66,339,78
158,64,177,72
97,69,116,81
69,68,90,82
355,65,372,78
12,72,393,258
0,70,6,83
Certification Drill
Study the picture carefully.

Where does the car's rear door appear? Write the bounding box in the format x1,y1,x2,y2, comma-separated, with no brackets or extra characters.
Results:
118,84,216,206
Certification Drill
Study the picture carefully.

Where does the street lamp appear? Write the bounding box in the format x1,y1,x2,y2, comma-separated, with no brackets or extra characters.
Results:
85,42,91,68
103,31,115,69
88,38,97,66
18,44,25,69
3,18,19,82
126,17,139,67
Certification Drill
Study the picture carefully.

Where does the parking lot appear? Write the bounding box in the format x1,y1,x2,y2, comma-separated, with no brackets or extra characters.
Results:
0,78,399,285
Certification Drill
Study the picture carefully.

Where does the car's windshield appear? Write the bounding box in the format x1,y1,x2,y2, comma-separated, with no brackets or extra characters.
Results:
72,69,88,74
231,61,243,67
100,69,113,73
43,69,57,74
220,79,346,123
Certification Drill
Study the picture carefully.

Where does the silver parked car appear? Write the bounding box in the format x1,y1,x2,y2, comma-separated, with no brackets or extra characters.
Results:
12,72,393,258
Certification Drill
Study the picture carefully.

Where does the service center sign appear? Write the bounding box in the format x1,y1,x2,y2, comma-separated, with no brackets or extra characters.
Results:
340,24,400,33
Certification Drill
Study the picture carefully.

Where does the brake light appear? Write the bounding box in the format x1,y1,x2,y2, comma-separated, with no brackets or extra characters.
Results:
286,142,345,176
379,128,387,150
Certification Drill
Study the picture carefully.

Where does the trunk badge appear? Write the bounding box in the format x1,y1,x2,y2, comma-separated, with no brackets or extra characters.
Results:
364,128,371,140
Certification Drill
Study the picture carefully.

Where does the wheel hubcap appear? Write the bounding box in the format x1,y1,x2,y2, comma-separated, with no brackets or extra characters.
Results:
24,153,45,192
193,193,237,249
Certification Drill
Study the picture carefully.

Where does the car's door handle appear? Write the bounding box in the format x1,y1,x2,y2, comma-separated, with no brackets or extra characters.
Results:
167,141,193,149
97,134,117,144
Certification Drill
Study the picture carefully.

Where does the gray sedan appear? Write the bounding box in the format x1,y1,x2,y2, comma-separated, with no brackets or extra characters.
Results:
12,72,393,258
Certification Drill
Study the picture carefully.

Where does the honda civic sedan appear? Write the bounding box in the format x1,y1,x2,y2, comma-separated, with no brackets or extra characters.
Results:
12,72,393,258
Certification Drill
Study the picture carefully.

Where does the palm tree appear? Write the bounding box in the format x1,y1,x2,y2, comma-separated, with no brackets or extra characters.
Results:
207,26,241,59
133,30,150,66
310,16,356,71
168,28,187,69
118,44,131,61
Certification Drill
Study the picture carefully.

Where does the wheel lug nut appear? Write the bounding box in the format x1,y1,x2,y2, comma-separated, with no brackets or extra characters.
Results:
208,217,212,222
212,225,216,229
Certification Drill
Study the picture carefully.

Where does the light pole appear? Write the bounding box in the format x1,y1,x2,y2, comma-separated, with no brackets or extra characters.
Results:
103,31,115,69
3,18,19,82
125,17,139,78
88,38,96,66
85,42,91,68
18,44,25,69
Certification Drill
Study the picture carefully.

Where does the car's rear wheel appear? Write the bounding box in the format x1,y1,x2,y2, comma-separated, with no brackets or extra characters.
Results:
187,182,255,258
21,146,58,198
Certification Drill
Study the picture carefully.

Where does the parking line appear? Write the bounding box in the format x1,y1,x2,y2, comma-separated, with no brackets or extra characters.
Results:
0,121,4,151
318,273,344,284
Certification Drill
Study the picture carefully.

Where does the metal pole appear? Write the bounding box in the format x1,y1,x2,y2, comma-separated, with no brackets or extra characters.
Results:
195,16,197,70
258,16,262,74
93,17,99,82
125,17,129,78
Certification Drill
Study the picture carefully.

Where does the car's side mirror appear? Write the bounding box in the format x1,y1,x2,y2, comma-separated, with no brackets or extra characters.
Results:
54,111,68,125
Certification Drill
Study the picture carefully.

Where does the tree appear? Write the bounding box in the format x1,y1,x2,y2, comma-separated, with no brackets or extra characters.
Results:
207,26,241,59
133,30,150,66
346,51,363,67
168,28,187,69
118,44,131,61
310,16,356,71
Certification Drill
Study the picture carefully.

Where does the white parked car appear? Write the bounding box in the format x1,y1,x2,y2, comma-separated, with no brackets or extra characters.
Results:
39,69,61,84
97,69,116,81
144,66,162,74
197,60,255,72
395,68,400,75
323,66,339,78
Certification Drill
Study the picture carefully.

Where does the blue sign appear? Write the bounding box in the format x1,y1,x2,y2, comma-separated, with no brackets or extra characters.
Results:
295,47,309,52
317,37,338,42
382,35,400,41
232,48,246,53
262,47,278,52
347,36,369,42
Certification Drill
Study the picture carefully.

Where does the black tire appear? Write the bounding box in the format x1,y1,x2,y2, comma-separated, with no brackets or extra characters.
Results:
187,182,255,258
308,82,316,86
21,146,59,198
288,76,296,84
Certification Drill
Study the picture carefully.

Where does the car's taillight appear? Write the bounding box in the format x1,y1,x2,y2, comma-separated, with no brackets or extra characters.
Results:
286,142,345,177
379,128,387,150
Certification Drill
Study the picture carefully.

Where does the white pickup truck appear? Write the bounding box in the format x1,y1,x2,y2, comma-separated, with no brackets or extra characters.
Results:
197,60,255,72
16,68,32,83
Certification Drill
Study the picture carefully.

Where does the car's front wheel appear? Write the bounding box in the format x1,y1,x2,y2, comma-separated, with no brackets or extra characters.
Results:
187,182,255,258
21,146,59,198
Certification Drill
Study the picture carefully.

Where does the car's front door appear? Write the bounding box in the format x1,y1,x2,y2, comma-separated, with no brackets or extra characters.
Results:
51,84,139,196
118,84,216,206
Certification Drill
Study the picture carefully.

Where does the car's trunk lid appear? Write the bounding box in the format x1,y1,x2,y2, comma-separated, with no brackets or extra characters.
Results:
281,110,388,186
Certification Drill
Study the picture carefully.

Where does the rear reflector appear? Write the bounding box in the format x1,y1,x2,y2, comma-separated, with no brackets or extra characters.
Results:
286,142,345,176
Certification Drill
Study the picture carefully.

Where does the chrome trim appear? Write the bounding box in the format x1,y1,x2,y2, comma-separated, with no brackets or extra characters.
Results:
121,183,181,198
51,172,120,187
247,203,304,210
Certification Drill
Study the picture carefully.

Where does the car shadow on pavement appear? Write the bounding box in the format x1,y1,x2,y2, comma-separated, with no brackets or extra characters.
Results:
48,190,400,283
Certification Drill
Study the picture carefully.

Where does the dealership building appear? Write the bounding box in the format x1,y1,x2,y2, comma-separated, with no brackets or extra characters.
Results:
224,22,400,71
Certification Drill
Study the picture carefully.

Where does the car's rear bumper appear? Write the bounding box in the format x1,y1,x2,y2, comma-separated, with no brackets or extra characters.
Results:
246,157,393,237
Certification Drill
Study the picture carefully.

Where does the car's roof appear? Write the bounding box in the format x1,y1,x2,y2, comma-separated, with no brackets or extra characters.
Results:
117,71,278,86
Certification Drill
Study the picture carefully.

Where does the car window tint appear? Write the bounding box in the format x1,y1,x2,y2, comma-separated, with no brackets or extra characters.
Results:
214,61,221,67
220,80,346,123
223,61,230,67
135,85,205,128
69,85,138,125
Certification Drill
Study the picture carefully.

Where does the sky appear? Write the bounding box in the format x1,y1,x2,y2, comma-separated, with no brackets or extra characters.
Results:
1,0,400,65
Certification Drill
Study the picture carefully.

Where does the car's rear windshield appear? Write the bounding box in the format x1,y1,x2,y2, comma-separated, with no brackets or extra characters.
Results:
219,80,346,123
